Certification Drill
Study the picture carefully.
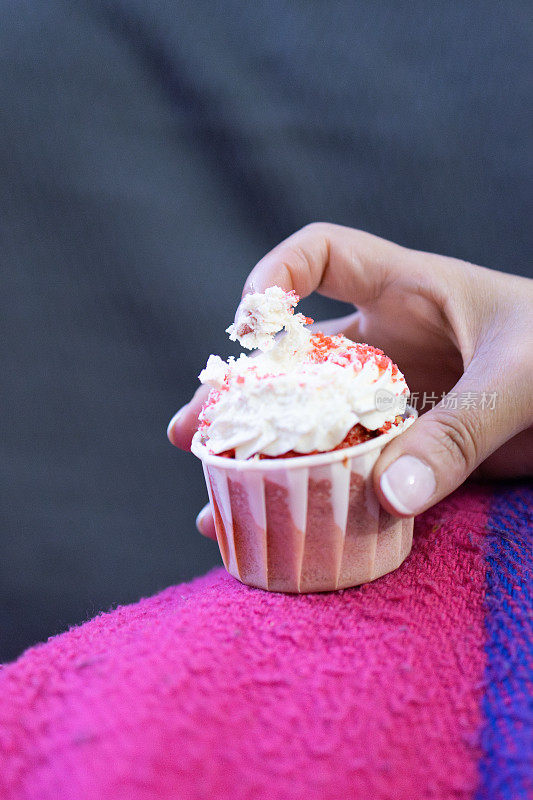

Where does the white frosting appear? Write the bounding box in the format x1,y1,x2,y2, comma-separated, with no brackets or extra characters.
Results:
198,288,409,459
226,286,308,353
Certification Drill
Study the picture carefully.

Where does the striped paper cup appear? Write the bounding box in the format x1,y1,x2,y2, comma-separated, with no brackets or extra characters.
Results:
191,408,416,593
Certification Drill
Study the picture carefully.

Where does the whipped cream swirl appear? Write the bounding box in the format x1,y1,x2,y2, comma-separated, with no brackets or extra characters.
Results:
196,287,409,460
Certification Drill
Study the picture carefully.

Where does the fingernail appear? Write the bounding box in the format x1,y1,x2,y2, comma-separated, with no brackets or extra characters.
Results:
196,505,211,536
166,405,188,439
380,455,436,515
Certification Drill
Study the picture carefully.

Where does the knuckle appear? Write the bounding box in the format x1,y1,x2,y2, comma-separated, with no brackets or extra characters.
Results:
277,252,303,287
279,240,319,284
287,242,313,272
285,244,311,270
430,410,481,472
301,221,329,235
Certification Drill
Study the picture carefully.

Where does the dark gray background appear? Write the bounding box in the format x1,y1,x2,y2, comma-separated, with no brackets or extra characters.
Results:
1,1,531,662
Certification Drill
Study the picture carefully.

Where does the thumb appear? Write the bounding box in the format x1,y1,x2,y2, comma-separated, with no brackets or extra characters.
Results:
374,359,526,516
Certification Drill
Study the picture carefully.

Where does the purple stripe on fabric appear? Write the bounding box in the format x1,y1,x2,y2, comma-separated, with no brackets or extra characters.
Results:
476,485,533,800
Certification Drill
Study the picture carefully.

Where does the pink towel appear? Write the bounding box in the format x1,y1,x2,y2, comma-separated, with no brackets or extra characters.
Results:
0,485,529,800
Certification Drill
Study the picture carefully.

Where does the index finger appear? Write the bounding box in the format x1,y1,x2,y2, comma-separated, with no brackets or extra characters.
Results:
242,222,410,307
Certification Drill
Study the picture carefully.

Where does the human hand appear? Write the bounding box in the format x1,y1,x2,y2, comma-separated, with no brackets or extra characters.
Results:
168,223,533,538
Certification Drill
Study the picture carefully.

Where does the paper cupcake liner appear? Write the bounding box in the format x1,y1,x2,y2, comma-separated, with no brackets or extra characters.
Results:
192,409,416,593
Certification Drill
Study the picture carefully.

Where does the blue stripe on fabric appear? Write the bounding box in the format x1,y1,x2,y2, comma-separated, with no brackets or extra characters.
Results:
476,486,533,800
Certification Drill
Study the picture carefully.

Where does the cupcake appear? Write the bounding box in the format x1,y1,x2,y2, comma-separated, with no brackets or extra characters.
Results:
191,287,416,593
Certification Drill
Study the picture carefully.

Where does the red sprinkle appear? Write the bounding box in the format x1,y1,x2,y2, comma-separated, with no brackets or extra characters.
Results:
286,290,299,306
198,383,230,429
308,333,399,376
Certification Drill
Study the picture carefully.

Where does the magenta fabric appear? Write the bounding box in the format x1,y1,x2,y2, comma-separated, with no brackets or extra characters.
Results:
0,488,493,800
